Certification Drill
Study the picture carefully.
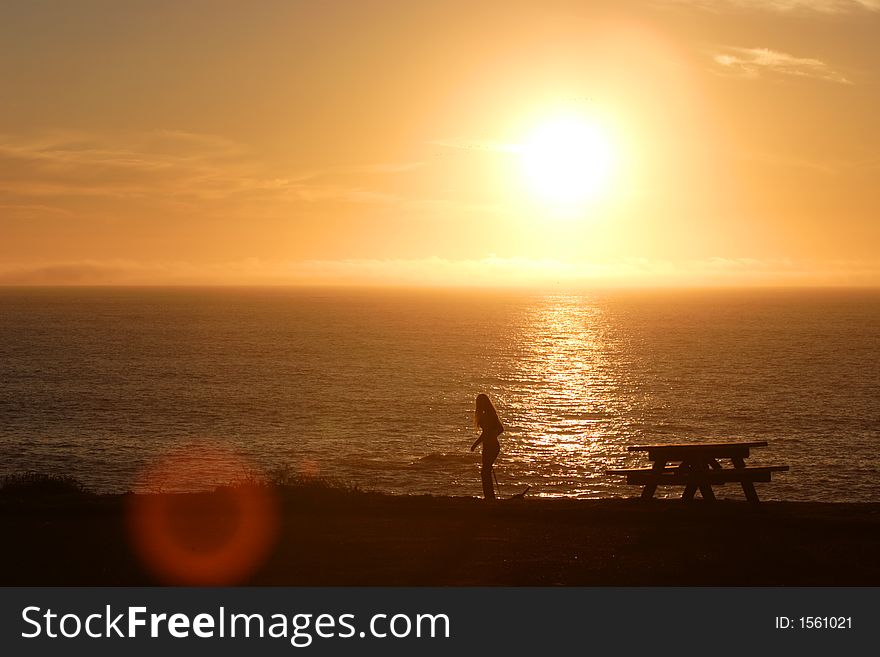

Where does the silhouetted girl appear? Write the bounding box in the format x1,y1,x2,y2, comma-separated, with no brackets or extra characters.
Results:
471,393,503,500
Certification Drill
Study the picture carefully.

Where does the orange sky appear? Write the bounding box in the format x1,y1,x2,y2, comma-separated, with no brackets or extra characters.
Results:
1,0,879,286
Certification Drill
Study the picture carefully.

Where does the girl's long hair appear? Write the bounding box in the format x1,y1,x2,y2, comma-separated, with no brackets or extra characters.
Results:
474,393,503,432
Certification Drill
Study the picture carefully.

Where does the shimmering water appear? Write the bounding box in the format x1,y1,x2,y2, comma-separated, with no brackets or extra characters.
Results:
1,287,878,501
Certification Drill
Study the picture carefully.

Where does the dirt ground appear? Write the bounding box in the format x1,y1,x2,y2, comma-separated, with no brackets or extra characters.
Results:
2,489,879,586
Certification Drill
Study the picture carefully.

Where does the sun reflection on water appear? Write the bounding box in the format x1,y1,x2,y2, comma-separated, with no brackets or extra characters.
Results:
499,294,632,497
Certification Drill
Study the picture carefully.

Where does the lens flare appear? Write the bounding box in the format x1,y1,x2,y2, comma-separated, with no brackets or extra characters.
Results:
125,445,279,585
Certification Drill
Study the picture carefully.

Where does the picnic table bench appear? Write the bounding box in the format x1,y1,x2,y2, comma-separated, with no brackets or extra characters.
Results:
606,441,788,504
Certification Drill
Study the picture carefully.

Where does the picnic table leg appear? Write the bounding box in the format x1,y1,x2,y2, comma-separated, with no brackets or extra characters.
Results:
686,458,716,502
640,459,666,500
682,483,697,501
732,456,761,504
698,483,716,501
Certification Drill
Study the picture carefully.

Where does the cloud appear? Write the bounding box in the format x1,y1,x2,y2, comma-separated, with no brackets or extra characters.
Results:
0,203,74,216
284,161,424,183
0,262,140,285
669,0,880,13
0,131,413,208
736,151,841,174
2,256,878,287
711,47,851,83
428,138,519,154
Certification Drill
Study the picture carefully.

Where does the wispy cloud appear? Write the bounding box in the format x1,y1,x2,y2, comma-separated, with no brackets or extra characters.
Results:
669,0,880,14
287,161,424,183
711,47,851,83
3,256,878,287
428,138,519,154
0,203,75,216
736,151,839,174
0,131,413,209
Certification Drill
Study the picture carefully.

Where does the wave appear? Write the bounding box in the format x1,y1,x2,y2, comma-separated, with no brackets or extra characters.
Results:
411,452,479,467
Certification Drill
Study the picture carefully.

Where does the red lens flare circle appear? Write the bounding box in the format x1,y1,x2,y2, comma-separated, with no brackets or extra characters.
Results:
126,446,279,585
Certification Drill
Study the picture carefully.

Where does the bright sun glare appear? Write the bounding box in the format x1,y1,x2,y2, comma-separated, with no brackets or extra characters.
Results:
519,116,615,212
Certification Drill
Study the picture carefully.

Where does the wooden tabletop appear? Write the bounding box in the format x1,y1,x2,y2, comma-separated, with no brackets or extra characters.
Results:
628,441,768,452
628,441,768,462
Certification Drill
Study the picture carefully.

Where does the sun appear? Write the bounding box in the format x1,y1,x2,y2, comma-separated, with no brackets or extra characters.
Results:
518,116,615,212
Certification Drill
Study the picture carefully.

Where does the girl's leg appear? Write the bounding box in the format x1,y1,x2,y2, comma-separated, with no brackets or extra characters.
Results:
482,444,500,500
481,463,495,500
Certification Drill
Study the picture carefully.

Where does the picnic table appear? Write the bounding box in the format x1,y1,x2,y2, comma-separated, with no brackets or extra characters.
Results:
606,441,788,504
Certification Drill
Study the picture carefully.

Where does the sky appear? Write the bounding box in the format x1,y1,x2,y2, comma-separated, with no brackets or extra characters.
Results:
1,0,879,287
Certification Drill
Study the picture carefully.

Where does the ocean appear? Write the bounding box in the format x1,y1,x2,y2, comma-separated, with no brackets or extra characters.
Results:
1,287,878,501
